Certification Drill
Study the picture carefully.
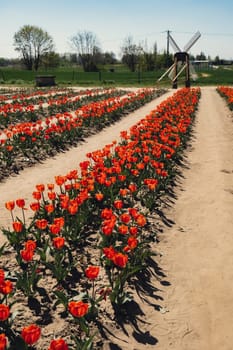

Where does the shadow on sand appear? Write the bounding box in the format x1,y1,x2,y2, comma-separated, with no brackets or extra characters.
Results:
97,255,172,349
97,138,196,349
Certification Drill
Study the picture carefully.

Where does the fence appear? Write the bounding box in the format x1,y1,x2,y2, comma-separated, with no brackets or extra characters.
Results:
0,69,162,85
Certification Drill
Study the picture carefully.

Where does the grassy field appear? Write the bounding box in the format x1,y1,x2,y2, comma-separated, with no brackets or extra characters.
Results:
0,65,233,87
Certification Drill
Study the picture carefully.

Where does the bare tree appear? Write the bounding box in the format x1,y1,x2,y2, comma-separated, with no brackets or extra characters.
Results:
121,36,143,72
70,30,101,71
13,25,54,71
41,51,60,69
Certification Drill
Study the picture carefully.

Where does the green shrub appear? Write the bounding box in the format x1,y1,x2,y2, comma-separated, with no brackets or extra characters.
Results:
103,80,115,84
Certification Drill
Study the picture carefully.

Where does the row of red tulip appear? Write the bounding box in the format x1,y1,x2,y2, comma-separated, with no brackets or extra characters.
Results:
0,87,74,103
0,89,155,140
0,88,159,183
217,86,233,110
0,88,127,128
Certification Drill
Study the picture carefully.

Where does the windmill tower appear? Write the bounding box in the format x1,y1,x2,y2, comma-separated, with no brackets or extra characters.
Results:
158,31,201,88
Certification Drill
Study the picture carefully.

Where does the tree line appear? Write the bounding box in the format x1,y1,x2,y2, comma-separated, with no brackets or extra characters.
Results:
0,25,226,72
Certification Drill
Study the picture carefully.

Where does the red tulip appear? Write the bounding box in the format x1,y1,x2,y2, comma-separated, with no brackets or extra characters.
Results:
103,246,116,260
32,191,42,201
35,218,48,230
12,221,23,233
24,240,36,251
85,266,100,280
53,217,65,228
49,224,61,235
52,237,65,249
112,252,128,268
21,324,41,345
95,193,104,201
120,213,131,224
0,304,10,321
47,183,55,191
129,226,138,236
5,201,15,211
35,184,45,192
127,236,138,250
113,199,123,209
68,301,88,318
48,338,69,350
30,202,40,211
0,280,13,295
118,225,128,235
0,270,4,284
0,333,7,350
16,198,26,208
20,249,34,262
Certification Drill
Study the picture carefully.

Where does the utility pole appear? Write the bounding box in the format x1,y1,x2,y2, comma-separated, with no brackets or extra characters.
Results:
166,30,171,67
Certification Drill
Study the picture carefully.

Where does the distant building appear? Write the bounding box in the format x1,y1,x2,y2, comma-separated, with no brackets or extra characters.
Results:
222,59,233,65
191,60,210,69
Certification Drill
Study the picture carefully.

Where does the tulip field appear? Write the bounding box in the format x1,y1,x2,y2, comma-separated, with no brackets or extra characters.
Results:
0,85,217,349
0,87,166,182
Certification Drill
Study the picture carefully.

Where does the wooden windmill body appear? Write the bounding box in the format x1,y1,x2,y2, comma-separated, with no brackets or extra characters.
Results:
158,31,201,88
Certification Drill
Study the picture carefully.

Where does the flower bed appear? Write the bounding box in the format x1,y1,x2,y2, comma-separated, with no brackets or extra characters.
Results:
0,88,164,182
217,86,233,110
0,87,74,103
0,87,200,349
0,88,127,127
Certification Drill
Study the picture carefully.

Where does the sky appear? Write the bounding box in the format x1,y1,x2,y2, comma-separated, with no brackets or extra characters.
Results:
1,0,233,60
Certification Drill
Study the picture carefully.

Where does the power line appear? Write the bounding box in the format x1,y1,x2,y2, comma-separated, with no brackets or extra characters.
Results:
102,30,204,46
102,30,233,46
202,32,233,37
171,30,233,37
101,31,163,44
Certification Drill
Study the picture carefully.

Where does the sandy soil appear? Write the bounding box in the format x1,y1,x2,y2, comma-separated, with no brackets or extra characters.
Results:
154,86,233,350
1,86,233,349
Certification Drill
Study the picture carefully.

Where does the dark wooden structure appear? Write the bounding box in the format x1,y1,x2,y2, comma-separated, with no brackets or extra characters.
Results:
35,75,56,87
172,52,190,89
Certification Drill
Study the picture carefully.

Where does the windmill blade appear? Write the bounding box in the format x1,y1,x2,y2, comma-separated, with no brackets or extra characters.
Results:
157,63,176,82
168,66,176,80
183,31,201,52
189,62,198,80
169,33,182,52
172,63,187,82
168,61,182,80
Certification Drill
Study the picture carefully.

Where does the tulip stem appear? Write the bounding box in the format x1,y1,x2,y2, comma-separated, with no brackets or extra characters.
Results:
22,208,26,225
10,210,14,222
92,280,95,300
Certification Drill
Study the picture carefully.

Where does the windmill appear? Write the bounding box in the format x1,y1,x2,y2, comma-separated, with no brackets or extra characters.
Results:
158,31,201,88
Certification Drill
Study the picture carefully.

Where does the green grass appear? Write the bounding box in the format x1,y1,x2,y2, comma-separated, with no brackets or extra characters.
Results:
0,66,233,87
192,67,233,86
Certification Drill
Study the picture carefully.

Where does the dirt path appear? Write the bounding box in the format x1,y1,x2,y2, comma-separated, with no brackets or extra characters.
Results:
153,86,233,350
1,87,233,349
